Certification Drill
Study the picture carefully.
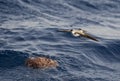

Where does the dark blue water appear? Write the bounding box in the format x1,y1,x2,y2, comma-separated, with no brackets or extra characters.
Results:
0,0,120,81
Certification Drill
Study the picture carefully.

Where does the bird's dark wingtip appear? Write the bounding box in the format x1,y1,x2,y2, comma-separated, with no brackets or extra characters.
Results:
93,39,99,42
84,34,99,42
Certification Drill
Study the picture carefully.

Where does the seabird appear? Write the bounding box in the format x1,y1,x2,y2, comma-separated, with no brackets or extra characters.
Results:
58,28,98,41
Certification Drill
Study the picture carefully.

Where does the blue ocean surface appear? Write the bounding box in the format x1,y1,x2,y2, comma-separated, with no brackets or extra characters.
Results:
0,0,120,81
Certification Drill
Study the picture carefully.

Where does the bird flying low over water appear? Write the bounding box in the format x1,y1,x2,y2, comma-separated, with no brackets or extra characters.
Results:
58,28,99,42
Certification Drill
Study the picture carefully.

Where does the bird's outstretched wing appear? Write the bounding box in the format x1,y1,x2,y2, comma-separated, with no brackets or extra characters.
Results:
58,29,71,32
81,34,99,42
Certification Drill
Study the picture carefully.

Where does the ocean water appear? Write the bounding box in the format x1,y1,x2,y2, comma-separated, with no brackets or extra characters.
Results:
0,0,120,81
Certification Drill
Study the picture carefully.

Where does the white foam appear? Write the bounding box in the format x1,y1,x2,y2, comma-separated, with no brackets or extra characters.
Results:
1,20,40,29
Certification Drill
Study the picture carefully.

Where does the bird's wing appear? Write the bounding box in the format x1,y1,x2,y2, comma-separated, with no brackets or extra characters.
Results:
81,34,99,42
58,29,71,32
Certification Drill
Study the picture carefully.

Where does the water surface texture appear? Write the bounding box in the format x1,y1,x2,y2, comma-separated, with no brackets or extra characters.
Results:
0,0,120,81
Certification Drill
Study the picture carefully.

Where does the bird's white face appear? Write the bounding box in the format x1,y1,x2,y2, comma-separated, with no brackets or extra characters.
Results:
71,29,85,36
71,30,80,37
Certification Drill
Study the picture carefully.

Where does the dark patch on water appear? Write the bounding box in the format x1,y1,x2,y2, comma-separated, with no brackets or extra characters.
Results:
0,50,28,69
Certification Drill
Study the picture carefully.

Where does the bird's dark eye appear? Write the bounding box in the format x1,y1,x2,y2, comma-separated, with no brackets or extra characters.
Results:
70,29,73,31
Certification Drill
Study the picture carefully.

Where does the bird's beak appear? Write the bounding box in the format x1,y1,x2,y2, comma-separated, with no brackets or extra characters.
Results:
58,29,71,32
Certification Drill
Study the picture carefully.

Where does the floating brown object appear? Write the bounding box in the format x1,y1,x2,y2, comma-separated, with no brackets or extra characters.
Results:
25,57,58,69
